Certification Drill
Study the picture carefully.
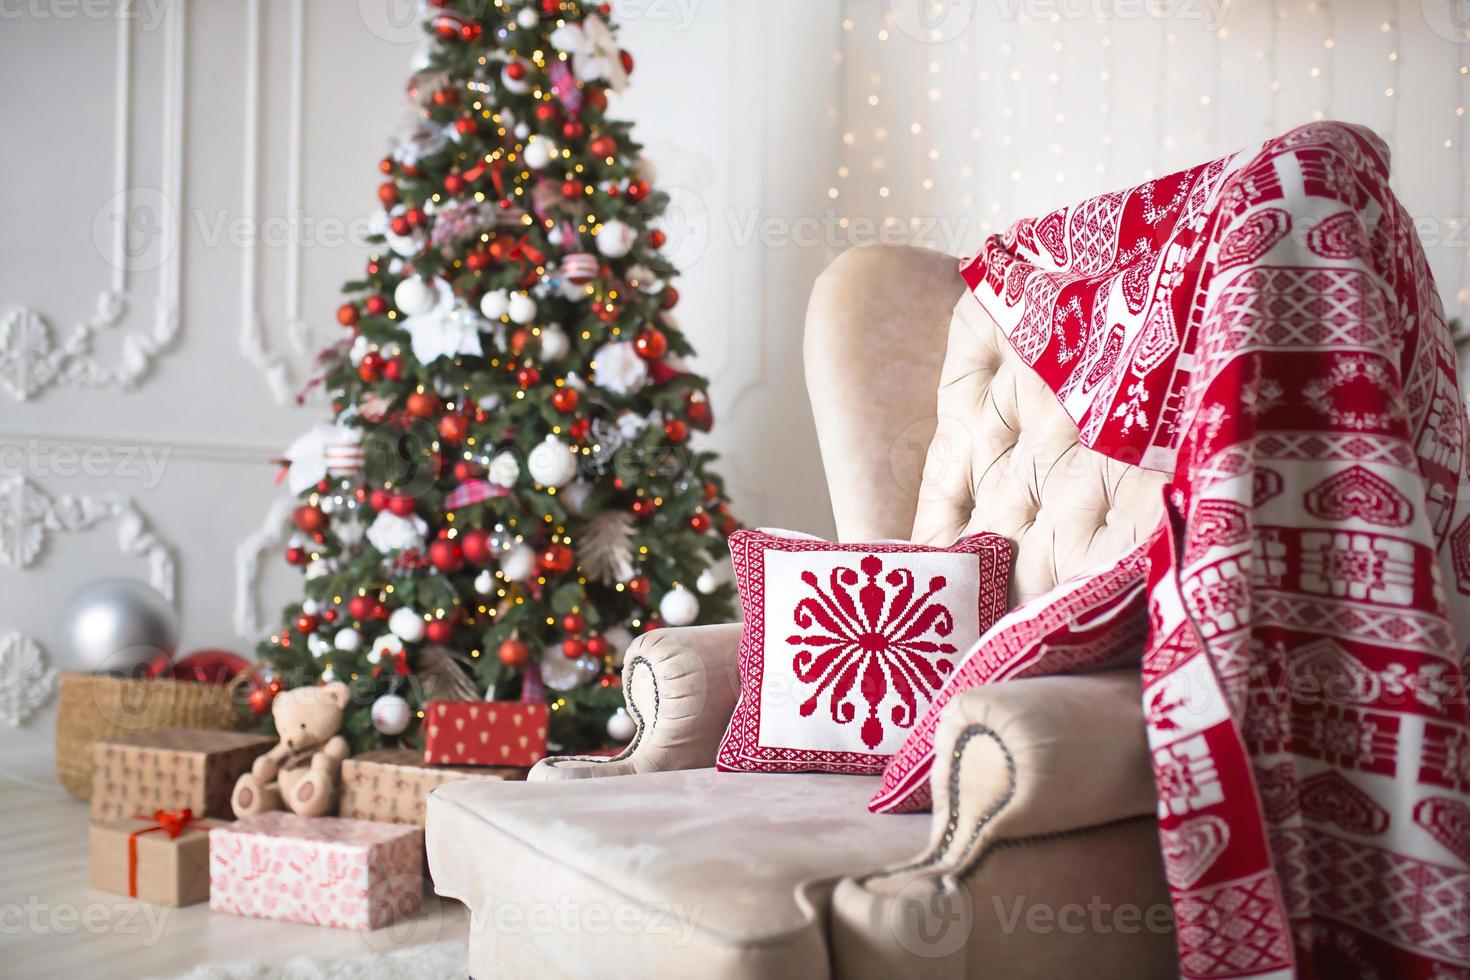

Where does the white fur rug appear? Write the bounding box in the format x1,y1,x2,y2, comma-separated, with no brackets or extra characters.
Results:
151,941,467,980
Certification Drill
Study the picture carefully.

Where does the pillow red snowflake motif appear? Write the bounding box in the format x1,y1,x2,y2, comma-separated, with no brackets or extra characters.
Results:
717,529,1013,774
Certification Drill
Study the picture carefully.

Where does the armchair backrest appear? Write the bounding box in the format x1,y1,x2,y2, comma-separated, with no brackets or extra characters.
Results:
805,245,1165,607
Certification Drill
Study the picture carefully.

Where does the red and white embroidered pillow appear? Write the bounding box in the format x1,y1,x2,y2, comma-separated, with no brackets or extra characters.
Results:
868,539,1151,813
715,528,1013,775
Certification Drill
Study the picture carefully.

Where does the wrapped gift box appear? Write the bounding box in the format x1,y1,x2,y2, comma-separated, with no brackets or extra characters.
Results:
91,729,274,822
339,749,526,826
423,700,549,767
90,812,224,907
209,813,423,930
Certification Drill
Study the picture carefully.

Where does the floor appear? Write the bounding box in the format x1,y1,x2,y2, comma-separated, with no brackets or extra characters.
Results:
0,754,469,980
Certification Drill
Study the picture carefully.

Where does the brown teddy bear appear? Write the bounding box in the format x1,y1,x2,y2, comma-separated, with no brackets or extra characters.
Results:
231,682,352,819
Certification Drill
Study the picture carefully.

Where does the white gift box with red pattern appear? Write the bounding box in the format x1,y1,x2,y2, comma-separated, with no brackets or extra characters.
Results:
209,812,423,930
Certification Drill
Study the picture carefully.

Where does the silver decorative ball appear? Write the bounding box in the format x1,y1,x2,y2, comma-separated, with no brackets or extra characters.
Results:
57,578,178,675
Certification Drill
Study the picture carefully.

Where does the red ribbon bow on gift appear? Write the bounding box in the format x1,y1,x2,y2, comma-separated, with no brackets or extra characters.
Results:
127,808,197,898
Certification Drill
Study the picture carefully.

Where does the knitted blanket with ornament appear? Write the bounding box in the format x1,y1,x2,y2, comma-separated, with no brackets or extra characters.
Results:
957,122,1470,978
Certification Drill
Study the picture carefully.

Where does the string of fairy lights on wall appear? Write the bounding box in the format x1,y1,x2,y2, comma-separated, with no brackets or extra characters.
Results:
830,0,1470,318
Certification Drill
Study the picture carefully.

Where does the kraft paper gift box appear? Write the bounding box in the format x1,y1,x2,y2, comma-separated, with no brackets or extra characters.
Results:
339,748,526,826
91,729,274,822
90,812,224,907
422,699,549,767
209,813,423,931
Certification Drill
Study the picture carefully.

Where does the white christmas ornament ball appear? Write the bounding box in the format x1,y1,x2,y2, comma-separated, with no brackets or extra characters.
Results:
480,288,510,320
606,707,636,742
499,544,537,581
659,587,700,627
696,568,719,595
527,435,578,487
371,694,412,736
307,634,333,657
522,138,556,170
507,292,538,325
561,480,594,515
388,607,426,643
596,219,637,259
516,6,539,28
474,569,496,595
394,277,438,316
539,323,570,361
333,627,362,652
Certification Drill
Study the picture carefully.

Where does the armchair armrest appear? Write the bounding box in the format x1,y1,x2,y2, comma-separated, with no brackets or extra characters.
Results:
530,622,743,781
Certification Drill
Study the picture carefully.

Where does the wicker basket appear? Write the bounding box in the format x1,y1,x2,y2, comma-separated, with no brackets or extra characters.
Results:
54,672,246,800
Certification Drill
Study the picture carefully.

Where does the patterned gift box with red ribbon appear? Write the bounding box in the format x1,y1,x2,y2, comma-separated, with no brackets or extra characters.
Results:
90,809,224,907
422,700,549,768
339,748,526,826
209,813,423,931
91,729,275,822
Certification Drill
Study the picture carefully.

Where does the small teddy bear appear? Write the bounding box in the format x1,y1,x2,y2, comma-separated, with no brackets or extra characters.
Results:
231,682,352,819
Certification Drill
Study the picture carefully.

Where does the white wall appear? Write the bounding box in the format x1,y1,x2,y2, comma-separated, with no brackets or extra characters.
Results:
4,0,1467,763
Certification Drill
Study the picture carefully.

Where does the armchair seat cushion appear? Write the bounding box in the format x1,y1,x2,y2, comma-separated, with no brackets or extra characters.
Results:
427,768,928,979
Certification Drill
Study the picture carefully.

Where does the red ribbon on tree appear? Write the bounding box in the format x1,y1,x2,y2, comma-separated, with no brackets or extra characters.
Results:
127,808,197,898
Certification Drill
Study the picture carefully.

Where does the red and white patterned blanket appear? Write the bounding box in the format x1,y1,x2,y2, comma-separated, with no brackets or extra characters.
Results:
957,122,1470,978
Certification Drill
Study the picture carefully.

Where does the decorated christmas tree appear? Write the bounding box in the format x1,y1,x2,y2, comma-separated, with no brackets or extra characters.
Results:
254,0,738,753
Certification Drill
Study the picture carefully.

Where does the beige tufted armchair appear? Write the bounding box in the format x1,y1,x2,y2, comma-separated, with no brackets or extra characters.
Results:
426,245,1177,979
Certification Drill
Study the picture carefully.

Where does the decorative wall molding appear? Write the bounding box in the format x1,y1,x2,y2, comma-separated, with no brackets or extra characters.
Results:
0,633,59,728
240,0,313,404
234,496,294,638
0,0,185,401
0,475,177,602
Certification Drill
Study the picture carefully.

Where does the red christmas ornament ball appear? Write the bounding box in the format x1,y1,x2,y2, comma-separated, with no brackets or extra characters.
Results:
562,612,585,634
589,135,617,158
285,546,308,566
383,357,404,381
379,157,394,174
619,50,634,74
561,179,583,198
359,351,384,381
336,303,359,327
377,182,398,206
365,295,389,316
627,574,651,599
534,103,558,123
348,595,375,620
516,366,541,389
569,418,592,441
551,388,579,413
438,414,469,443
390,215,412,237
664,419,689,443
431,88,457,107
465,250,490,272
660,286,680,309
630,498,655,519
586,87,608,112
498,637,530,667
648,228,668,249
459,21,481,42
295,614,318,634
444,173,466,195
247,687,272,714
586,634,609,657
561,637,586,659
292,504,327,533
426,618,456,644
541,543,575,574
388,494,417,517
406,391,439,417
626,180,650,203
368,489,391,511
561,120,585,140
690,512,712,533
505,60,527,80
452,460,481,482
633,328,667,360
429,538,465,573
460,528,494,565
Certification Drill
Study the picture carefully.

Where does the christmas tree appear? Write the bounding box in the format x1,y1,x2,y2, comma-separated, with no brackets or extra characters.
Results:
254,0,738,753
